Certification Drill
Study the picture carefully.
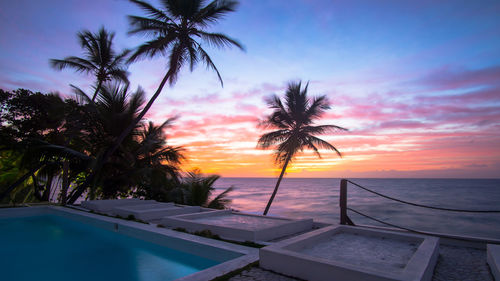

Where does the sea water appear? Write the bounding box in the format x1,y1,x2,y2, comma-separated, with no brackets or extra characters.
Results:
214,178,500,239
0,215,220,281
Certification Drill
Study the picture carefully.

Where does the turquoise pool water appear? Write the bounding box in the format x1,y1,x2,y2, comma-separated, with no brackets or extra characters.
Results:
0,215,222,281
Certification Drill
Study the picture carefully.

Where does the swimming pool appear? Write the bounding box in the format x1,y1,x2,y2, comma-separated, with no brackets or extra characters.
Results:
0,206,258,281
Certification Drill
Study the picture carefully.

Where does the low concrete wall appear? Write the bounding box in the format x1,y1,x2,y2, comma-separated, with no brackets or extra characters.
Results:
488,244,500,281
81,199,156,213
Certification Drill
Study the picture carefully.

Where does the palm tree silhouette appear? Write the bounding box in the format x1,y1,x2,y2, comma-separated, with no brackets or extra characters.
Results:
107,0,244,158
50,27,130,102
67,0,244,203
257,81,347,215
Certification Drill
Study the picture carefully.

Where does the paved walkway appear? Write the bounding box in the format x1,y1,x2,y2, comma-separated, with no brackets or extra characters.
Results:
229,245,493,281
228,267,298,281
432,245,493,281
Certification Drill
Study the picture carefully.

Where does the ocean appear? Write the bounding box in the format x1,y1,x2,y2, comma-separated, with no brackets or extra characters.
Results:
214,178,500,240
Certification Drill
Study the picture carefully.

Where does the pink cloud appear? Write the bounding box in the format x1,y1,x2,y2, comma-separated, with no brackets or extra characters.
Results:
417,87,500,104
415,65,500,90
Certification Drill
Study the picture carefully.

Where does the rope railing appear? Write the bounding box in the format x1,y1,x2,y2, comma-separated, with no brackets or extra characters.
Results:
346,207,429,234
345,179,500,213
339,178,500,239
346,207,500,243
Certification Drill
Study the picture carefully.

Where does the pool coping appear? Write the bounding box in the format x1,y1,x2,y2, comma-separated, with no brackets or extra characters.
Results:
0,206,258,281
160,209,314,242
260,225,439,281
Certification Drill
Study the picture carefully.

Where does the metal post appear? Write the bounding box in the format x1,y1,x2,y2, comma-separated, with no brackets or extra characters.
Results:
340,179,347,225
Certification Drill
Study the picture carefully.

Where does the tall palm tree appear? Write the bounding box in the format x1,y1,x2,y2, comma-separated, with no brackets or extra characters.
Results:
67,0,244,204
108,0,244,159
50,27,130,102
257,81,347,215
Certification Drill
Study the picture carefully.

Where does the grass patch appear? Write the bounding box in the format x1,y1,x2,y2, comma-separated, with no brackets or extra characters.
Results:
170,228,266,248
210,261,259,281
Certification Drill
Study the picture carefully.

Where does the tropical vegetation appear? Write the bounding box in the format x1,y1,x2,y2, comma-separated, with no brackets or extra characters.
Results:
50,27,130,102
1,0,243,208
0,86,232,209
67,0,244,202
257,81,347,215
1,1,346,213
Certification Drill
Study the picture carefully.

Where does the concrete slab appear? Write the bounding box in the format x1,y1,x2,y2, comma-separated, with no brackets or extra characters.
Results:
161,210,313,242
260,225,439,281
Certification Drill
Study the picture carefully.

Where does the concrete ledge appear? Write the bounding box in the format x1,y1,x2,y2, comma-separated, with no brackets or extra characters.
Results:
109,202,174,216
80,199,157,213
260,225,439,281
112,204,202,220
488,244,500,281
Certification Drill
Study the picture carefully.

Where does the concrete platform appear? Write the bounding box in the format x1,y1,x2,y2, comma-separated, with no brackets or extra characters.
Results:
260,225,439,281
112,204,202,221
161,210,313,242
488,244,500,281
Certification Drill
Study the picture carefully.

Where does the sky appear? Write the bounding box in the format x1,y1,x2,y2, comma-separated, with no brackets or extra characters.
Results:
1,0,500,178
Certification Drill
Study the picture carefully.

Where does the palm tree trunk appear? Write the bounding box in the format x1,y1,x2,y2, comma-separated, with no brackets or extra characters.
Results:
41,174,54,201
0,162,45,201
67,70,173,204
263,154,292,215
60,160,69,204
91,79,103,102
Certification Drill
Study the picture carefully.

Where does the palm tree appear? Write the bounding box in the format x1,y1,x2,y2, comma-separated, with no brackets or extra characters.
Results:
132,120,185,200
50,27,130,102
67,0,244,204
257,81,347,215
107,0,244,160
173,169,233,209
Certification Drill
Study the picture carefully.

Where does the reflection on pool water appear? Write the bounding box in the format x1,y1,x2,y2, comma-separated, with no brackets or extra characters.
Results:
0,215,222,281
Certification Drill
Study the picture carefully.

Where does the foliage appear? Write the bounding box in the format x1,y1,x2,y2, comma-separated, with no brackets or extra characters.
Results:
2,1,243,207
50,27,130,101
257,81,347,215
127,0,244,85
0,87,184,205
170,169,234,209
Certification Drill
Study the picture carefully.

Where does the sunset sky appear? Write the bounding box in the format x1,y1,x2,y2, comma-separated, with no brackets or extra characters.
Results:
1,0,499,178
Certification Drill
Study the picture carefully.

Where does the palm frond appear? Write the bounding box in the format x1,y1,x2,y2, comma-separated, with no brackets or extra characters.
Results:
70,85,92,105
197,31,244,50
207,186,233,209
196,45,223,86
50,57,95,73
127,34,177,63
127,15,175,36
162,0,201,20
302,124,348,135
194,0,239,26
130,0,172,21
256,129,290,149
308,135,342,157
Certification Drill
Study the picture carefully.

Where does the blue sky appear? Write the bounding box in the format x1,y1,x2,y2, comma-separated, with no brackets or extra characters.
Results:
1,0,500,177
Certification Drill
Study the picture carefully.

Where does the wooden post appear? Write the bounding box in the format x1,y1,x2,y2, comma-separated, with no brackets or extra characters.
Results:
340,179,347,225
